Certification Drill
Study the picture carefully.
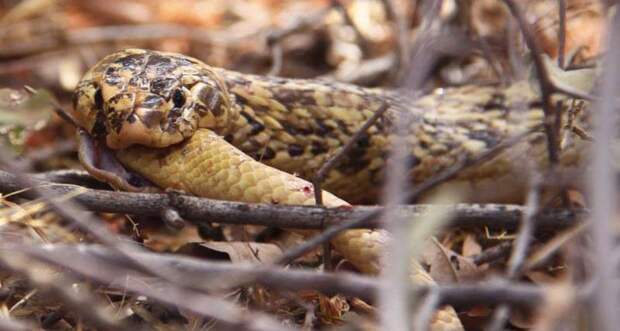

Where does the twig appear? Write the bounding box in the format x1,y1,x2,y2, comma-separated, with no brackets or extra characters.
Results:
31,169,111,189
507,175,541,277
267,44,283,76
5,245,293,331
312,102,390,205
0,170,585,231
377,1,447,328
413,287,440,331
557,0,567,69
310,97,388,271
502,0,561,167
472,241,513,266
331,0,370,52
587,9,620,331
12,243,553,310
408,125,541,201
487,175,542,331
276,122,547,266
476,35,506,84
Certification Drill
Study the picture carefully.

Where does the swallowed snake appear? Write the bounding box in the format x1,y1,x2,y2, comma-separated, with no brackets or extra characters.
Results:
69,48,592,330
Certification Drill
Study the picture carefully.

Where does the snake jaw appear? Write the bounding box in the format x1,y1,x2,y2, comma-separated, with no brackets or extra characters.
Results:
76,129,158,192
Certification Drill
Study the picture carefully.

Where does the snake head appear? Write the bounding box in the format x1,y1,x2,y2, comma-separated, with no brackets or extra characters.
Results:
72,48,239,149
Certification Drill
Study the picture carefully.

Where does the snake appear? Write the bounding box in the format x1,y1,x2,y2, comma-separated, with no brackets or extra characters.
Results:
68,48,592,330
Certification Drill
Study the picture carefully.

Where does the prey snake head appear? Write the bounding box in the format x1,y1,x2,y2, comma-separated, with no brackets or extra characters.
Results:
71,48,239,150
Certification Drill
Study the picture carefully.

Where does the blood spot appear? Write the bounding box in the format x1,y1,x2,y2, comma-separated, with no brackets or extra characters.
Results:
302,186,313,195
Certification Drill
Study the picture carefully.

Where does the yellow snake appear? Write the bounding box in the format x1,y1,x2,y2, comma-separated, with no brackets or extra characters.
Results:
69,48,591,330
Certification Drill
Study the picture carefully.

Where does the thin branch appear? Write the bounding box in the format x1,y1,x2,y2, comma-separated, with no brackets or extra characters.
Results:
408,125,541,201
0,173,585,231
331,0,370,52
312,102,390,205
558,0,567,69
472,241,513,266
378,1,447,328
4,245,293,331
11,243,552,310
413,288,441,331
487,175,542,330
587,8,620,331
502,0,560,167
311,100,389,271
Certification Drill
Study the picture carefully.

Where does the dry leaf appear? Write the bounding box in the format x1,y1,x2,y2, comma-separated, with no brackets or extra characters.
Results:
143,226,203,252
178,241,283,264
462,233,482,257
421,238,483,284
317,294,349,324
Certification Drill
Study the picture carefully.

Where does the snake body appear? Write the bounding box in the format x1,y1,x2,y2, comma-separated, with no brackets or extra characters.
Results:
71,49,591,330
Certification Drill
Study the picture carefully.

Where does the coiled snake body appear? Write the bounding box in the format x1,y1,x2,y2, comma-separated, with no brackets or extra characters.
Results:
70,49,590,330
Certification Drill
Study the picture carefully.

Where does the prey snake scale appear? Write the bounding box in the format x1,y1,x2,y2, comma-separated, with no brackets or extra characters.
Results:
70,48,591,330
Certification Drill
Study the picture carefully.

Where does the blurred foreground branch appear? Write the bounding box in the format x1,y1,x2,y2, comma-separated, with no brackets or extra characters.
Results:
5,243,552,310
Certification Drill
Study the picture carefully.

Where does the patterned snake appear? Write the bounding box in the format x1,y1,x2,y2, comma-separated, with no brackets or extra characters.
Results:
69,49,591,330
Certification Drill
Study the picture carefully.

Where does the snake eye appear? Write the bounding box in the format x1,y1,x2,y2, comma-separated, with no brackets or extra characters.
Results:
172,89,186,108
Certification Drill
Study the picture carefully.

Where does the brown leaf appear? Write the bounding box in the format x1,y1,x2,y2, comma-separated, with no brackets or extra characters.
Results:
178,241,283,264
462,233,482,257
421,238,483,284
317,294,349,324
143,226,203,252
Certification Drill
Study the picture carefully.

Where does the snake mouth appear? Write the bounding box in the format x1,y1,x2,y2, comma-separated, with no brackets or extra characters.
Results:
105,116,186,150
76,129,158,193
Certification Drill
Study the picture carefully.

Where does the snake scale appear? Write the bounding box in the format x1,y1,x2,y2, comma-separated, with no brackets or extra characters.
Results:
69,48,591,330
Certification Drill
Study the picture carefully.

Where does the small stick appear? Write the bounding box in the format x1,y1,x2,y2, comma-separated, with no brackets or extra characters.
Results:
557,0,567,68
